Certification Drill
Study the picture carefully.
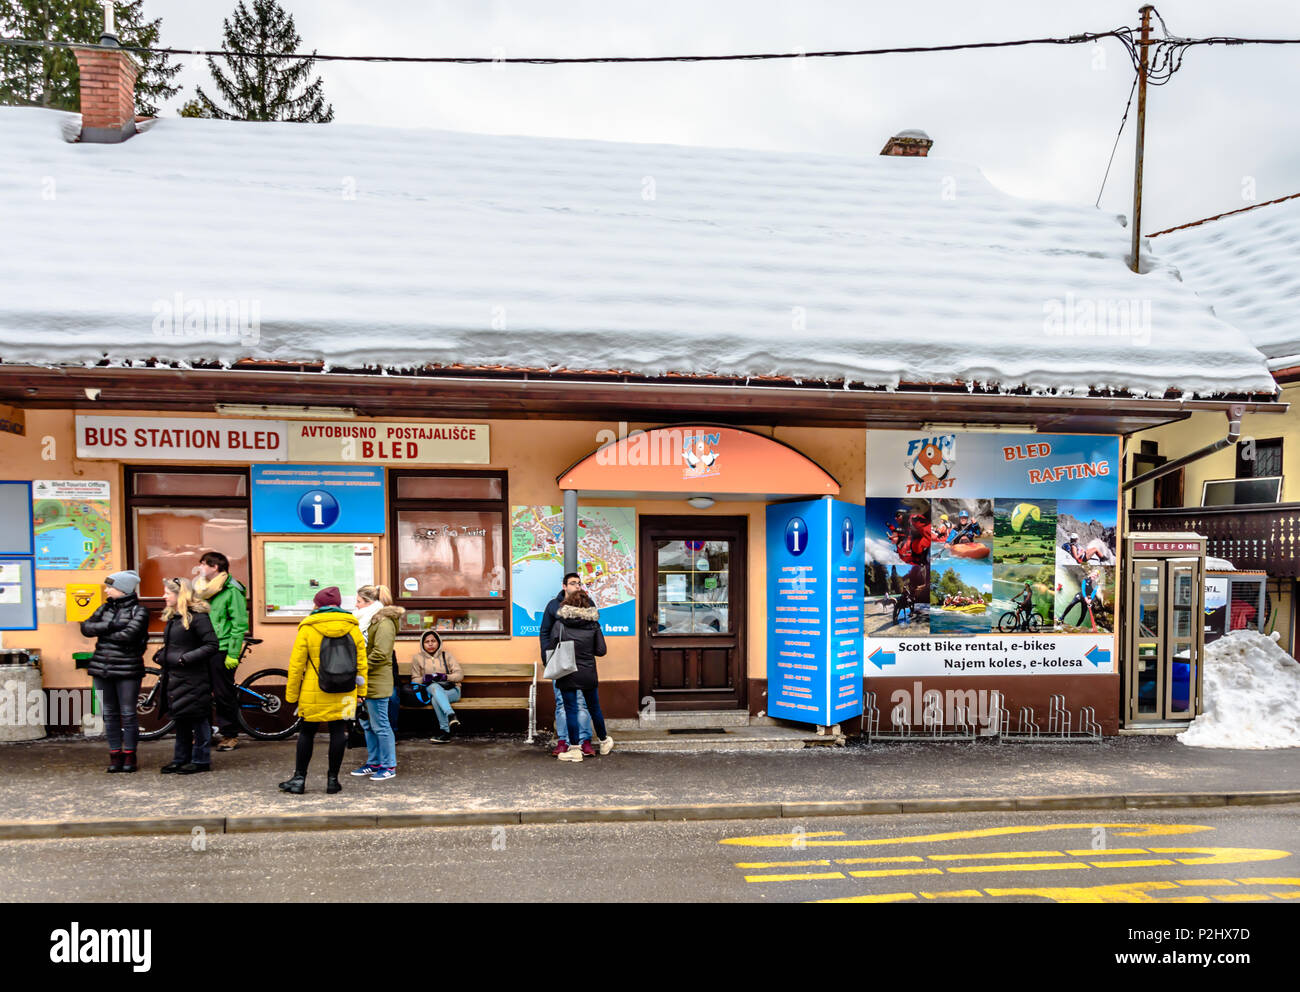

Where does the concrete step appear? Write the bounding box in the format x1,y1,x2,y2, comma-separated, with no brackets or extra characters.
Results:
611,724,842,753
605,709,753,732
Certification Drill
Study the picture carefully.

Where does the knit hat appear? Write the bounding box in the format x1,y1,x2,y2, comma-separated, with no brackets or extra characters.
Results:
104,570,141,596
313,586,342,609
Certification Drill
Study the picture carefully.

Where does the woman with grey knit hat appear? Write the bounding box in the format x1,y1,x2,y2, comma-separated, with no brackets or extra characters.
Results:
79,570,150,772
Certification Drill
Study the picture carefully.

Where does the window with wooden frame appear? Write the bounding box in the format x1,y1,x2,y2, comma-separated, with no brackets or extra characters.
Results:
124,466,252,631
389,470,508,637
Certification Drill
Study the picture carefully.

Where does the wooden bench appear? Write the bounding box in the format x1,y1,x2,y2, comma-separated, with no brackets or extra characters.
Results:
395,660,539,742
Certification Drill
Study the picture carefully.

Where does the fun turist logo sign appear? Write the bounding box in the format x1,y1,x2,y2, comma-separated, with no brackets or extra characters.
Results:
864,430,1120,679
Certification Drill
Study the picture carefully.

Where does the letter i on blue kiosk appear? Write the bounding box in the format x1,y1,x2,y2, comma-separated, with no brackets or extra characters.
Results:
766,499,866,726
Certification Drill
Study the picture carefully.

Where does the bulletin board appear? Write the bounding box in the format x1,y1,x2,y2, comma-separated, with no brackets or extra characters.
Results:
258,536,381,622
0,481,34,556
0,558,38,631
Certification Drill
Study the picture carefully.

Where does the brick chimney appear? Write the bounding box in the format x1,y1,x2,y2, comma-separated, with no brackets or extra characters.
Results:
73,6,138,143
880,129,933,157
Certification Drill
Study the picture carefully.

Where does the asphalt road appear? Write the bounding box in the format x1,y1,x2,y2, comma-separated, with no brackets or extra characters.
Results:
0,804,1296,903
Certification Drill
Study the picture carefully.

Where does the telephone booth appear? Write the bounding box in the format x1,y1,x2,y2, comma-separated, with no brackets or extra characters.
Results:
1124,533,1205,725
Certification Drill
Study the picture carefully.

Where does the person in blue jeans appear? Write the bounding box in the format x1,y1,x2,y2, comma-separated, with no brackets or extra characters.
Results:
548,590,614,761
410,630,463,743
540,572,591,754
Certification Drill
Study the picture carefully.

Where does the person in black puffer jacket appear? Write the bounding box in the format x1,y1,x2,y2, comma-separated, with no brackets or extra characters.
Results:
547,590,614,762
156,578,221,774
79,570,150,773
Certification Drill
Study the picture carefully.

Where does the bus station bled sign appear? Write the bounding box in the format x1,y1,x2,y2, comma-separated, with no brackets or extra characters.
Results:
75,416,489,465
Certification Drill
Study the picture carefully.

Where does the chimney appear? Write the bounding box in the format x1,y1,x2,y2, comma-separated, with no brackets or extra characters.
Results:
880,129,933,157
73,4,138,143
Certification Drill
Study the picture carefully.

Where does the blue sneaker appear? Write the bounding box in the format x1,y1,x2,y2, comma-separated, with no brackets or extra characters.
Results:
350,764,377,777
369,767,396,781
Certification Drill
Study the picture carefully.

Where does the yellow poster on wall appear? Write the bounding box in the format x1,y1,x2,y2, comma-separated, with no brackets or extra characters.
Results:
65,583,103,623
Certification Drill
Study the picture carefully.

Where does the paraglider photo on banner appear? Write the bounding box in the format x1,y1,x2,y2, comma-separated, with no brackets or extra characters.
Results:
1056,564,1114,633
863,497,930,637
1055,499,1117,566
930,498,993,563
993,498,1057,565
991,562,1055,632
930,557,992,634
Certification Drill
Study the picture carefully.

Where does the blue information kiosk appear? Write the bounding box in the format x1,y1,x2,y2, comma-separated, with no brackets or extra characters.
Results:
766,498,865,728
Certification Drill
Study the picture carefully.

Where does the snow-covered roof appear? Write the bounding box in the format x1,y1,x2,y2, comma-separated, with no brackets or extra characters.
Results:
0,106,1277,397
1152,194,1300,371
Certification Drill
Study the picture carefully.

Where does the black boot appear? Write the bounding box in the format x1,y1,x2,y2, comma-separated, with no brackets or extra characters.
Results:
325,774,342,795
121,751,137,773
107,750,124,773
279,773,306,794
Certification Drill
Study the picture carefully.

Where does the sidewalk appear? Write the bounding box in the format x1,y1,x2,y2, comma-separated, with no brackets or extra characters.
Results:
0,734,1296,837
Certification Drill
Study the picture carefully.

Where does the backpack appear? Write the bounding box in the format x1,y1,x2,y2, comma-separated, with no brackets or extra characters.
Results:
315,632,359,693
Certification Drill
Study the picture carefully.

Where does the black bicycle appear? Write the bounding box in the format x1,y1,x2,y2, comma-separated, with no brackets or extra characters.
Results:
997,606,1044,633
136,636,300,741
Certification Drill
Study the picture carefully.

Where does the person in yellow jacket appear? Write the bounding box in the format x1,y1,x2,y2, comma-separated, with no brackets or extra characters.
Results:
280,587,367,795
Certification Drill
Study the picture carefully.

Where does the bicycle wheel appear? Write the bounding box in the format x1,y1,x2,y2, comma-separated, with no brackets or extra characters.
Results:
1027,612,1045,633
996,611,1019,633
135,666,175,741
236,668,301,741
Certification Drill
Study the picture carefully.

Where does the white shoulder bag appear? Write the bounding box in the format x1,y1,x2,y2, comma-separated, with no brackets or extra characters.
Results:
543,620,578,680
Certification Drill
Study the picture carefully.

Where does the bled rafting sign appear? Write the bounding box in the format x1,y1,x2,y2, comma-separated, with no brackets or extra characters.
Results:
864,430,1121,678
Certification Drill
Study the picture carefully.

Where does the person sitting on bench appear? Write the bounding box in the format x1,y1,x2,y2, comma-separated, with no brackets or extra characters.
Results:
410,630,464,743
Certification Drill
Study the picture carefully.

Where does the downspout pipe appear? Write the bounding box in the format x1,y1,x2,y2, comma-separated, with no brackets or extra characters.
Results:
1123,405,1244,492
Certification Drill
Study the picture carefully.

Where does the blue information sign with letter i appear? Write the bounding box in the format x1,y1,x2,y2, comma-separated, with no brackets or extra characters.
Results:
766,498,865,726
251,465,385,534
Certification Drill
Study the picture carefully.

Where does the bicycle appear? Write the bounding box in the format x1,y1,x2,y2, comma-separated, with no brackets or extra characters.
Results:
996,606,1044,633
136,636,301,742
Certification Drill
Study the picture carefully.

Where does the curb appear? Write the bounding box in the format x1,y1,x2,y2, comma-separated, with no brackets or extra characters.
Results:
0,791,1295,840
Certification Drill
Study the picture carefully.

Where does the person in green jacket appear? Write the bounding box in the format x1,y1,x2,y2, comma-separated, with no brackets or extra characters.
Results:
195,551,249,751
351,584,402,781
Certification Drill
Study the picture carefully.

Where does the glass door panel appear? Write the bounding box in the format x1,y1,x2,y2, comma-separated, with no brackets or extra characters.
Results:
655,539,730,634
1135,563,1162,718
1167,564,1197,717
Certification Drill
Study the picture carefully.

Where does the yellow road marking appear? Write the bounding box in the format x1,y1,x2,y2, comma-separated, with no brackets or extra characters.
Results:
984,881,1187,903
948,861,1091,874
744,871,845,883
928,849,1065,861
1236,877,1300,886
813,891,919,903
1273,891,1300,899
1214,893,1271,902
1065,848,1150,856
1175,878,1236,887
848,867,944,879
1152,847,1292,866
921,889,984,899
721,822,1212,848
804,875,1300,904
735,860,831,869
835,856,926,865
1089,859,1175,868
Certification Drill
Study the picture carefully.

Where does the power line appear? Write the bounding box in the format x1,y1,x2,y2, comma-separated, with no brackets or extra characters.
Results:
0,30,1128,64
1095,71,1140,208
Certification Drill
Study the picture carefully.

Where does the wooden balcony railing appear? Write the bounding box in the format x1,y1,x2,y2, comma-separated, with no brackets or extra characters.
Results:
1128,503,1300,576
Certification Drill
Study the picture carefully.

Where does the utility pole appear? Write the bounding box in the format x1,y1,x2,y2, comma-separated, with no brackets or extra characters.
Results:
1129,5,1153,273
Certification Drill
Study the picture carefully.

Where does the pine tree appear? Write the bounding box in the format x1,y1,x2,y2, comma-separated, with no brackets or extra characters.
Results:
193,0,332,122
0,1,180,114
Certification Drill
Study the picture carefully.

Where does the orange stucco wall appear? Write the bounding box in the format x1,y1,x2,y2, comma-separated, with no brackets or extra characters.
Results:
0,410,864,690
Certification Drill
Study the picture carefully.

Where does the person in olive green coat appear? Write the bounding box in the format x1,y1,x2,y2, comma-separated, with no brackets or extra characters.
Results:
195,551,249,751
351,585,402,780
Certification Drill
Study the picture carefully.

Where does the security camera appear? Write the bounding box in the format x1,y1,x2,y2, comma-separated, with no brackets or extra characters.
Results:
83,387,101,401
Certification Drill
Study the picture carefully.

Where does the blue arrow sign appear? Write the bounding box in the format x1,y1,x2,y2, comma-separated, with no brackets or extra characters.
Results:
1085,645,1111,667
869,646,897,669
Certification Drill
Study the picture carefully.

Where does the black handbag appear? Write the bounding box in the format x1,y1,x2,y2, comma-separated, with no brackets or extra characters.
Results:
346,698,368,748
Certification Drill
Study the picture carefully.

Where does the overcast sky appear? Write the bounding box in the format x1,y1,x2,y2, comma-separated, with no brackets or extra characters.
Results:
140,0,1300,233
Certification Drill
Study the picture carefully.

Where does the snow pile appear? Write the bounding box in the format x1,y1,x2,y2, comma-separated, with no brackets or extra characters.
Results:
1154,195,1300,369
1206,556,1237,571
0,106,1277,396
1178,631,1300,749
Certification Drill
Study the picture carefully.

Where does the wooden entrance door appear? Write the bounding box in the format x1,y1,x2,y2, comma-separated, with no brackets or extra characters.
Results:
639,515,747,711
